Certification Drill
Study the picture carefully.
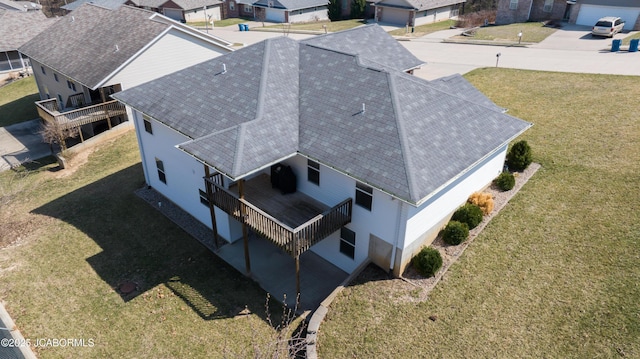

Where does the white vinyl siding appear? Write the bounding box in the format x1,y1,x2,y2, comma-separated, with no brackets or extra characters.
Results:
288,7,328,23
105,28,230,90
265,8,286,22
133,110,242,242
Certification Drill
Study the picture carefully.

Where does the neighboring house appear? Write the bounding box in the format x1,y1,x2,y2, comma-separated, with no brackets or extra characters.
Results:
0,9,56,75
19,3,233,145
223,0,255,19
373,0,465,27
113,24,531,296
0,0,41,11
162,0,223,23
62,0,129,12
497,0,640,30
252,0,329,23
126,0,224,22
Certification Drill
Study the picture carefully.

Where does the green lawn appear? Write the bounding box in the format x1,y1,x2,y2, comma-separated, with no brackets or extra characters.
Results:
0,133,296,358
0,76,39,127
387,19,456,37
622,31,640,45
318,69,640,358
454,22,558,43
188,17,249,28
263,19,366,32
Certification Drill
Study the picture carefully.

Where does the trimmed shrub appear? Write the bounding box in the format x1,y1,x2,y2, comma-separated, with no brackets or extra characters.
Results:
468,192,494,215
412,247,443,278
451,203,483,230
506,140,532,172
442,221,469,245
494,171,515,191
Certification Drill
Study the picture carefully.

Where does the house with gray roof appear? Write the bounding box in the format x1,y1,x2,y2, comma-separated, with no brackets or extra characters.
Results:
252,0,328,23
373,0,466,27
126,0,225,23
113,24,531,301
19,3,234,145
497,0,640,30
0,7,55,75
62,0,128,12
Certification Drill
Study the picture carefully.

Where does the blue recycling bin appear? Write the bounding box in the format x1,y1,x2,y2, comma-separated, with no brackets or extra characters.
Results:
242,24,249,31
630,39,639,52
238,23,244,31
611,39,621,52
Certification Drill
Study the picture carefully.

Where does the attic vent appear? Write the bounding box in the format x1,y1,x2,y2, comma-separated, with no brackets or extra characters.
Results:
115,45,119,52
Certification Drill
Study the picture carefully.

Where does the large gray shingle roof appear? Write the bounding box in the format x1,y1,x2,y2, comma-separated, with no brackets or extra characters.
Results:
301,24,423,72
0,9,56,52
19,4,170,89
114,25,531,205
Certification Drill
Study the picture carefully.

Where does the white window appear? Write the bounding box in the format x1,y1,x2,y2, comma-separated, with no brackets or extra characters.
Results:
228,1,234,10
307,159,319,185
509,0,518,10
339,227,355,259
243,4,251,12
143,115,153,134
355,182,373,211
156,158,166,184
543,0,553,12
199,189,210,206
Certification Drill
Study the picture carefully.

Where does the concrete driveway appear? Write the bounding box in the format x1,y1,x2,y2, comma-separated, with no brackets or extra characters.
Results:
0,119,51,172
530,24,633,51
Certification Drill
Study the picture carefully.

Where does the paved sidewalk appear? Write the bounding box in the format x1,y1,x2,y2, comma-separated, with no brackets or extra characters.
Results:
0,119,50,172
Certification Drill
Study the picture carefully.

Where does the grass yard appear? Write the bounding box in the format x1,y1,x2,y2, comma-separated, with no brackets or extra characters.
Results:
0,133,295,358
188,17,249,28
622,31,640,45
387,19,456,37
455,22,558,43
318,69,640,358
0,76,39,127
263,19,365,33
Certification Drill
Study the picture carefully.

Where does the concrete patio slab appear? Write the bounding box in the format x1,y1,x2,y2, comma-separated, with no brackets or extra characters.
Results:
216,233,348,312
0,119,50,172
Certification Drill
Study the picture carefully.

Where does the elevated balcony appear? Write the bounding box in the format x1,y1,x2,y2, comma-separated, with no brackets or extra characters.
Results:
205,173,352,258
35,98,127,130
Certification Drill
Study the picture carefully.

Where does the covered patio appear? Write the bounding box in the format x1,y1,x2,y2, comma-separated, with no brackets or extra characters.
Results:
216,232,348,311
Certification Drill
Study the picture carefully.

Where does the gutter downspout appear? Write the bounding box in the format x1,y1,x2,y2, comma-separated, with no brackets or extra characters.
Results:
527,0,534,22
389,198,403,274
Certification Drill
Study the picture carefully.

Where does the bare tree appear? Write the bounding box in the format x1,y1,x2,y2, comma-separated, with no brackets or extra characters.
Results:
39,120,79,153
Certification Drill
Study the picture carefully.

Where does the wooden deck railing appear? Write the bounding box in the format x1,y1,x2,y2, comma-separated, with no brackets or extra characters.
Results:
35,99,127,129
206,174,352,257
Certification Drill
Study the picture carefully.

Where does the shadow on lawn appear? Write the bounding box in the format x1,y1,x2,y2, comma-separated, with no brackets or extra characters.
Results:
32,163,272,322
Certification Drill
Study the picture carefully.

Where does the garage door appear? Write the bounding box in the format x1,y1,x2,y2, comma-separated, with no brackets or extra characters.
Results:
163,8,184,21
576,5,640,30
380,7,410,26
265,8,285,22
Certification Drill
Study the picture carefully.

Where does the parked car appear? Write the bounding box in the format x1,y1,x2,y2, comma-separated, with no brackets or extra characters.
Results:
592,17,625,38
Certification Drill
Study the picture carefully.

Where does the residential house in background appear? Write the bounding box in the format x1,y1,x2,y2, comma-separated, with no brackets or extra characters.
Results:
0,8,56,76
19,3,233,145
62,0,128,12
252,0,329,23
497,0,640,30
373,0,466,27
126,0,225,23
113,24,531,300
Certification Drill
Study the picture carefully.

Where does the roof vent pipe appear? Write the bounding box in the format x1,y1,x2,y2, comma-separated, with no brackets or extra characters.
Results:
222,63,227,74
115,45,119,52
361,103,365,114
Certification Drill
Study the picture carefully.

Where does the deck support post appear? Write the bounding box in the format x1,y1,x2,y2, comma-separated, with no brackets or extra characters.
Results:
295,255,300,297
100,88,112,130
239,179,251,275
204,165,220,249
